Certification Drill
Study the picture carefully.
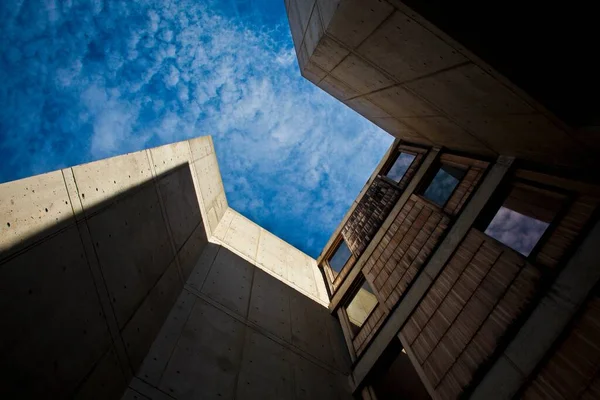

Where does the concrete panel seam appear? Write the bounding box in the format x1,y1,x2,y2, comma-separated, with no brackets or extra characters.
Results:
62,164,134,377
130,377,177,400
154,291,199,387
212,233,329,306
61,168,82,221
255,227,263,262
145,149,185,284
116,251,180,331
244,259,257,323
70,157,155,220
298,0,319,54
0,223,76,266
75,219,134,377
197,245,222,292
185,140,212,238
387,0,573,135
183,284,344,375
231,320,251,400
354,6,395,50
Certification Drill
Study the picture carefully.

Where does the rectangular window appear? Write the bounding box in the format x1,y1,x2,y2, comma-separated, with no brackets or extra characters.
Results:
484,185,564,256
345,280,378,335
422,165,466,207
387,152,416,182
328,240,352,274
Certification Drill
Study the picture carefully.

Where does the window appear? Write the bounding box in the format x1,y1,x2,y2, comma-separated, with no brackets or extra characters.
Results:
328,240,352,274
483,185,564,256
345,279,378,335
387,153,416,182
422,165,466,207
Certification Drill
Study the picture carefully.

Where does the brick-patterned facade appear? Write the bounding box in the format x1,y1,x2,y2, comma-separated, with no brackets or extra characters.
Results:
349,155,488,357
364,195,450,310
324,146,427,295
323,141,600,398
399,170,600,399
342,177,402,258
401,229,542,399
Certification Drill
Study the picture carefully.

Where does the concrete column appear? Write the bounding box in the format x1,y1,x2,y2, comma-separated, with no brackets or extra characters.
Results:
350,155,514,392
471,216,600,399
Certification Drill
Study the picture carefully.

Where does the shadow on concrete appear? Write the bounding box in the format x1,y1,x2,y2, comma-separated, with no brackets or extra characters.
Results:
129,243,352,400
0,163,207,399
0,162,352,399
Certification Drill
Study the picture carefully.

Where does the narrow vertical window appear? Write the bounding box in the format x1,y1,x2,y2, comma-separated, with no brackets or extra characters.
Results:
345,279,378,335
422,165,466,206
328,240,352,274
387,153,416,182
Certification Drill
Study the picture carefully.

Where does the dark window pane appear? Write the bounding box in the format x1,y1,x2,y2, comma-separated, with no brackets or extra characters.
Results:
484,206,550,256
329,240,351,273
387,153,416,182
346,280,378,334
422,165,466,206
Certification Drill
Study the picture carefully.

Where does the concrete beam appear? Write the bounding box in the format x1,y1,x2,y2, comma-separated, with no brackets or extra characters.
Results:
350,155,514,391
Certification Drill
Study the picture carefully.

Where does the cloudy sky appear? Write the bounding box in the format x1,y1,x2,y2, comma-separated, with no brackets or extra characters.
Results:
0,0,392,257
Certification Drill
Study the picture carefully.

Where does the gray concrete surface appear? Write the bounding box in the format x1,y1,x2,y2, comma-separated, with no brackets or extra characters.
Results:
212,209,329,306
126,245,352,400
0,137,224,398
285,0,592,168
0,135,349,399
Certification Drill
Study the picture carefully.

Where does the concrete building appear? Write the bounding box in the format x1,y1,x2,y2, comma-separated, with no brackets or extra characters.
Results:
285,0,600,399
0,137,351,399
2,1,600,399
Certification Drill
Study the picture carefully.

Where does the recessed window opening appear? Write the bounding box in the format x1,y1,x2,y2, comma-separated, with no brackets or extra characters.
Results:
328,239,352,275
484,185,563,257
346,279,378,335
387,152,416,182
422,164,466,206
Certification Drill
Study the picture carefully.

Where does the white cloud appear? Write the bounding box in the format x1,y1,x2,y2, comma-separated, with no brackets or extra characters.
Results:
164,65,180,87
0,0,393,256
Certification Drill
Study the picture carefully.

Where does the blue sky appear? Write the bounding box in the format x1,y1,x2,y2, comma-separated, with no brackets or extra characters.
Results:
0,0,392,257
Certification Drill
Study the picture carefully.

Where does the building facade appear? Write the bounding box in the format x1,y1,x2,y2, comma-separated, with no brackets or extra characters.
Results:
2,1,599,399
0,137,352,399
286,0,600,399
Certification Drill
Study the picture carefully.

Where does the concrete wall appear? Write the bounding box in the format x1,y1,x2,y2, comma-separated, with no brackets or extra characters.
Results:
285,0,593,168
0,134,350,399
211,208,330,306
0,136,227,398
123,245,352,400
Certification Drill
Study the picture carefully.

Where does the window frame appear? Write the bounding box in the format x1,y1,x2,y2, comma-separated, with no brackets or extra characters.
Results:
323,236,355,289
344,278,379,337
380,144,428,190
476,178,570,261
341,273,380,340
383,152,417,184
417,160,468,209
